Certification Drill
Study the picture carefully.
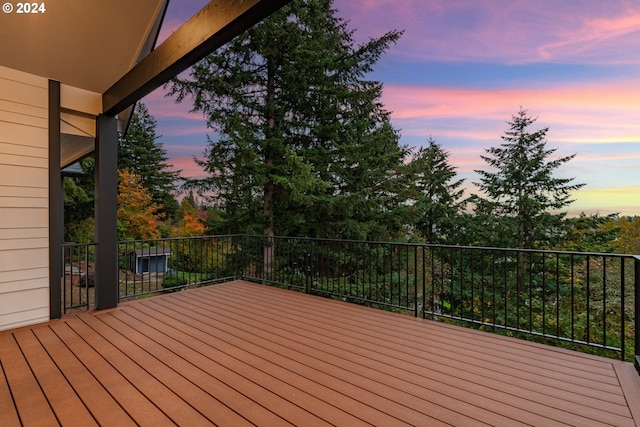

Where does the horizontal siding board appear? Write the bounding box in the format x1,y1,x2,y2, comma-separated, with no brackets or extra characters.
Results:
0,308,49,331
0,165,47,187
0,154,47,168
0,237,48,251
0,77,47,108
0,208,48,227
0,186,47,198
0,65,47,88
0,99,47,119
0,269,48,287
0,287,48,309
0,141,47,158
0,197,48,209
0,248,48,271
0,108,48,129
0,227,47,240
0,278,48,295
0,121,47,147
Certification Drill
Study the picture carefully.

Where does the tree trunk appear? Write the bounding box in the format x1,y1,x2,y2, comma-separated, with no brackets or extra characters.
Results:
263,58,276,278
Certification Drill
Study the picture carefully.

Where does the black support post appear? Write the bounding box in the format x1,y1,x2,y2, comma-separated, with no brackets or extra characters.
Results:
48,80,62,319
94,114,118,310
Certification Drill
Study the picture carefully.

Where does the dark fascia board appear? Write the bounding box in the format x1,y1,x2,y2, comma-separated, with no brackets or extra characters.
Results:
103,0,291,115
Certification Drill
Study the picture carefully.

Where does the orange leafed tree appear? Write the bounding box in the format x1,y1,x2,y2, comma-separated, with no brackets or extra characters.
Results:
171,196,206,237
617,216,640,255
117,169,164,239
180,211,206,237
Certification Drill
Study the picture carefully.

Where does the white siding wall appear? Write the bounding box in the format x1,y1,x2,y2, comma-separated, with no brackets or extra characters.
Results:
0,65,49,330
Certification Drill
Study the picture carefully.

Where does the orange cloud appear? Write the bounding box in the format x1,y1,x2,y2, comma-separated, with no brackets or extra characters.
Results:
381,80,640,145
567,186,640,217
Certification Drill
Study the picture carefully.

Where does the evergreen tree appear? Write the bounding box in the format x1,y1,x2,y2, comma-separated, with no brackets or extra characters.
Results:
119,102,181,219
168,0,404,241
560,213,618,253
409,137,466,244
63,158,95,242
471,108,585,249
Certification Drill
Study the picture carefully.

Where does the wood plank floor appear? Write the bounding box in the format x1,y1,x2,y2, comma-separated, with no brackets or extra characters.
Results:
2,280,640,426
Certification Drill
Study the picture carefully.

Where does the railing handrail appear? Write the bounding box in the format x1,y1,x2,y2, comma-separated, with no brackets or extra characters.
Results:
61,234,639,364
241,234,638,259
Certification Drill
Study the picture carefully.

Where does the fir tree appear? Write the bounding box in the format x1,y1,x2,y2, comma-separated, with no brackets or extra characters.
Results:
409,137,466,244
471,108,585,249
168,0,404,241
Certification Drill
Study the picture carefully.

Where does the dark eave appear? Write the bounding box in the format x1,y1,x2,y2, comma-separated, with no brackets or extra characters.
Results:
103,0,292,115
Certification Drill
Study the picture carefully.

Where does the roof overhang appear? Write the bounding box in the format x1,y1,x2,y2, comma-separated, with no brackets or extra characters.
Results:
0,0,168,94
0,0,168,167
1,0,291,167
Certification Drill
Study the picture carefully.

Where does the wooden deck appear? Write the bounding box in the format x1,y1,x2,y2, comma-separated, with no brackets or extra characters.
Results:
2,280,640,426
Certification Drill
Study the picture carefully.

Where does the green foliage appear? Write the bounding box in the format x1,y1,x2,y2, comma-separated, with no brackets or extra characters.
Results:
408,137,466,243
616,216,640,255
162,274,188,289
560,213,619,253
169,0,405,241
118,102,181,220
168,237,236,278
471,108,585,249
63,158,95,242
65,217,95,244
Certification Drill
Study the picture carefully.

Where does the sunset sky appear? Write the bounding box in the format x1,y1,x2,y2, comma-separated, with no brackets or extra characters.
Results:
143,0,640,216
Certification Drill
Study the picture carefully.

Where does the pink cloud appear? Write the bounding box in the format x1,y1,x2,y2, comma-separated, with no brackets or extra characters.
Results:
334,0,640,65
380,80,640,145
171,158,206,179
143,89,205,120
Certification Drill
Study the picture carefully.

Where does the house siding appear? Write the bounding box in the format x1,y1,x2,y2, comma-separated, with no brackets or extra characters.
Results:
0,65,49,330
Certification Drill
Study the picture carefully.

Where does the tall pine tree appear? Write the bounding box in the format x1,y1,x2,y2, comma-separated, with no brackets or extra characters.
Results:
168,0,404,241
409,137,466,244
119,102,181,219
471,108,585,249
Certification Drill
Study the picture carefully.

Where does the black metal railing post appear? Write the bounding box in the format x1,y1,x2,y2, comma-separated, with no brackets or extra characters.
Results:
634,256,640,372
305,239,311,294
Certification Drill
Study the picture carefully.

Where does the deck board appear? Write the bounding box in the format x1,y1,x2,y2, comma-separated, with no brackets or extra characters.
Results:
196,282,633,426
11,329,97,427
0,334,59,427
2,279,640,426
218,284,631,409
0,357,21,427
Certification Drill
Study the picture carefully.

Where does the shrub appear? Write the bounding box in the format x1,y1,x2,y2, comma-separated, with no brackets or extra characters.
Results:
162,275,188,289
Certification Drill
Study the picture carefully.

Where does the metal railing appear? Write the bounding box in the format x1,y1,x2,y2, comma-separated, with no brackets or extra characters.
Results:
117,235,241,300
240,235,638,361
61,235,640,362
62,242,95,312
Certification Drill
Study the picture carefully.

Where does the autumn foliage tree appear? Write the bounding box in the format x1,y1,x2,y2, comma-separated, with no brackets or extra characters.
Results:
617,216,640,254
171,196,206,237
117,169,164,240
